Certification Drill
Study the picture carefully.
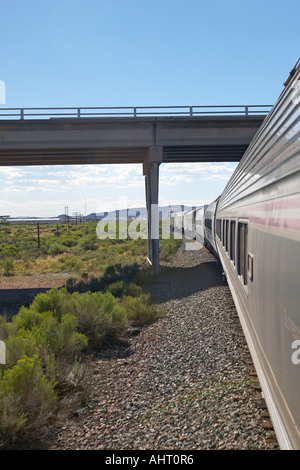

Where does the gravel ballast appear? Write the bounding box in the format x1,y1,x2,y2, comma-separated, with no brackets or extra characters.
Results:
46,244,279,450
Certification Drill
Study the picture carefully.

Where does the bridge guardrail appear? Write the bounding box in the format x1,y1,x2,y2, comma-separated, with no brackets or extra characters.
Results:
0,105,272,119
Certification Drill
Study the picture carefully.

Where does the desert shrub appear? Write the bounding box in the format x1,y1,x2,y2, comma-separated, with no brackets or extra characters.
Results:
159,238,182,260
101,263,139,286
4,308,88,368
107,280,127,298
53,255,80,272
133,267,158,286
60,235,78,248
107,281,144,298
0,355,57,446
47,242,65,256
66,263,140,294
0,300,88,447
25,288,128,348
15,313,87,362
30,288,68,321
121,294,162,326
62,291,128,347
0,243,19,259
9,305,49,333
4,333,41,369
2,258,15,276
35,312,88,360
78,236,99,251
125,282,144,297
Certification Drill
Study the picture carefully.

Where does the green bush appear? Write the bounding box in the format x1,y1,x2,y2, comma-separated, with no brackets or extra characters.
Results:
30,288,68,321
107,280,127,297
160,238,182,260
26,287,128,348
9,305,49,333
2,258,15,276
122,294,162,326
61,291,128,347
0,355,57,445
60,235,78,248
0,299,88,446
4,333,40,369
0,244,19,259
35,312,88,360
47,242,65,256
4,308,88,369
78,236,99,251
107,281,144,298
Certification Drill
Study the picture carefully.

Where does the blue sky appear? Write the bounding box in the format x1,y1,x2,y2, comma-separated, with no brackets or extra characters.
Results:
0,0,299,217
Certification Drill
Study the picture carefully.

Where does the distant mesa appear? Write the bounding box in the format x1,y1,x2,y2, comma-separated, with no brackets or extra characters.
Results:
1,205,200,224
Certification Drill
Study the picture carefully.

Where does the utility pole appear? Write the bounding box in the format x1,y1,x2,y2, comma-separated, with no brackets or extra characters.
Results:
72,212,81,225
37,223,40,249
65,205,69,234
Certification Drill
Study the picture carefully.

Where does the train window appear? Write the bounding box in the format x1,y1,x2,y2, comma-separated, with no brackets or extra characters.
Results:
222,219,225,245
230,220,236,264
225,220,229,252
216,219,221,239
237,222,248,285
205,218,212,231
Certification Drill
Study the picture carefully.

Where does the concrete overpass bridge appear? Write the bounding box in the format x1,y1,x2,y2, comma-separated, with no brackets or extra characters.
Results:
0,105,272,272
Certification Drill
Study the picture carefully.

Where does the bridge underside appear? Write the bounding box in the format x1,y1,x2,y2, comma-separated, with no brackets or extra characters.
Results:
0,144,248,165
0,115,264,165
0,115,266,272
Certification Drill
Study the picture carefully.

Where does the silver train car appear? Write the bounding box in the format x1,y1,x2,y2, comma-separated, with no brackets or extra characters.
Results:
173,206,207,243
201,58,300,449
203,197,219,255
194,206,207,245
172,210,185,236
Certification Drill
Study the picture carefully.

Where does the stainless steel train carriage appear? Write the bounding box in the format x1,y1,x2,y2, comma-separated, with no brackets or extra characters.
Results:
202,58,300,449
194,206,207,245
183,208,197,240
172,210,185,236
174,206,207,243
203,197,220,255
172,207,197,238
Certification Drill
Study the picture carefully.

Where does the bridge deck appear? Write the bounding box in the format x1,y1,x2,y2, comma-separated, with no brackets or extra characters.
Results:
0,115,266,166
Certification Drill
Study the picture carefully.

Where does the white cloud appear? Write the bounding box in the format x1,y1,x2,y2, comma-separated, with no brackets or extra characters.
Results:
0,161,237,217
1,188,23,193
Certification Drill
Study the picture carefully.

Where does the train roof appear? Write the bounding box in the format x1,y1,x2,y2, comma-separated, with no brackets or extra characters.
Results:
283,56,300,87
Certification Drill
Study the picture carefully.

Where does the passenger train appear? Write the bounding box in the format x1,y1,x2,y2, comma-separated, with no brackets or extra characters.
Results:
172,58,300,450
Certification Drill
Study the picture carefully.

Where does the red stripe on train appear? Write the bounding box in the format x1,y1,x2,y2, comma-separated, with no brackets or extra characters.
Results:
250,216,300,230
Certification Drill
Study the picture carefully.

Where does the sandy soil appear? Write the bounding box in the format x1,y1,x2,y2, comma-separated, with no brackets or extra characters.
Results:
0,273,69,318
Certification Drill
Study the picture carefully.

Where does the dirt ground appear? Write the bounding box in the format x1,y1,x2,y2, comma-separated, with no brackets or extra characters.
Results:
0,273,69,319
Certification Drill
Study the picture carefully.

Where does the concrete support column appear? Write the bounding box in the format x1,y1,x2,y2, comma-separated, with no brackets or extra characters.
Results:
143,146,162,274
